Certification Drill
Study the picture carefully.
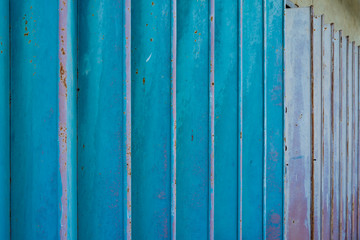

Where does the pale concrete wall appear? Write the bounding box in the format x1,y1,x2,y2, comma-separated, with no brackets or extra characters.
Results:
293,0,360,43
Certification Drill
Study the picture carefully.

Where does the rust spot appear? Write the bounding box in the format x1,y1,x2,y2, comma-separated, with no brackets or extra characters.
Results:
150,38,153,42
60,62,67,89
211,16,213,22
211,82,214,86
61,48,65,55
143,78,145,85
146,24,148,27
152,2,154,5
24,32,29,36
136,69,138,74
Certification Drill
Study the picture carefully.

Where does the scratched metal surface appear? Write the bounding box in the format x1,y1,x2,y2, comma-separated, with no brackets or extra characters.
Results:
284,7,312,240
1,0,286,239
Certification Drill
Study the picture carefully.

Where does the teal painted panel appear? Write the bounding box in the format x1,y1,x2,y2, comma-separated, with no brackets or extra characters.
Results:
177,0,209,239
10,1,60,239
214,0,238,239
264,0,284,239
0,1,9,239
241,0,264,238
77,0,126,239
131,0,172,239
3,1,288,239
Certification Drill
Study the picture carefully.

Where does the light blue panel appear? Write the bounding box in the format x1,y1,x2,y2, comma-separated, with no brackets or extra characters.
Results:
0,0,9,239
78,0,125,239
131,0,172,239
264,0,284,238
346,40,353,239
284,7,312,239
177,0,209,239
352,45,358,240
321,23,332,240
10,0,59,239
332,30,341,239
339,34,347,240
214,0,238,239
311,15,323,240
241,0,264,238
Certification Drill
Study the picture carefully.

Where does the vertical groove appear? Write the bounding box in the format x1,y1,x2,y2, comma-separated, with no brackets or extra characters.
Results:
124,0,132,239
263,1,267,237
238,0,243,239
351,41,356,239
310,8,315,240
170,0,177,238
330,24,335,239
209,0,215,239
8,0,11,238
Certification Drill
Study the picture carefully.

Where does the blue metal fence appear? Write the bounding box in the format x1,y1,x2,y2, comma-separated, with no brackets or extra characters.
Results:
0,0,284,239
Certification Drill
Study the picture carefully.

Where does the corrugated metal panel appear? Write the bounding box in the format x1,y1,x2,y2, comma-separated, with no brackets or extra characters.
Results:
284,7,360,240
0,0,285,239
284,7,312,239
